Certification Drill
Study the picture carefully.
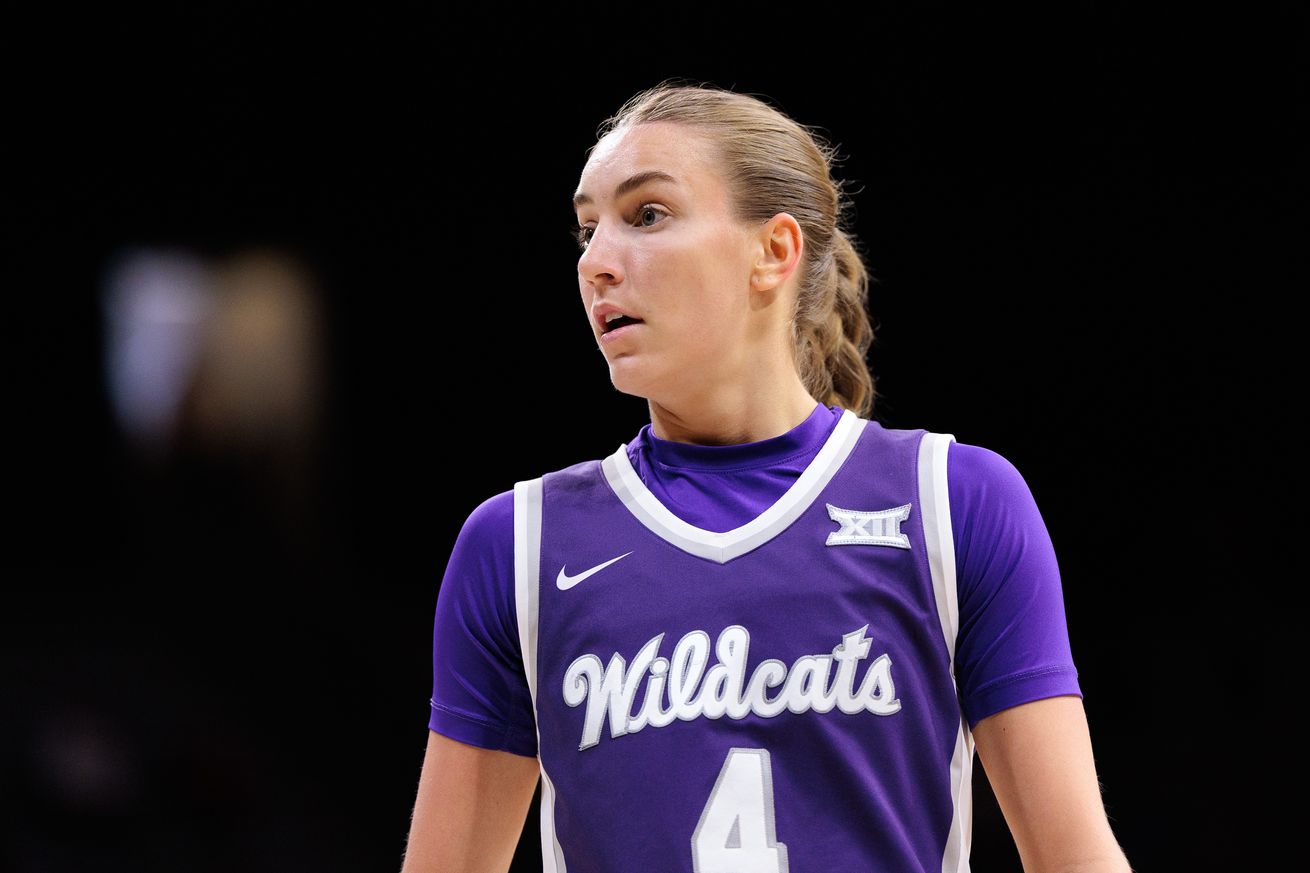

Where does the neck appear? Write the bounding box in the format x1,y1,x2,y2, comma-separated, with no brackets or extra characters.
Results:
647,382,822,447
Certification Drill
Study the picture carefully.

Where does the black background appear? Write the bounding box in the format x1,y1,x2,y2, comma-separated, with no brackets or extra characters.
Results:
5,4,1299,871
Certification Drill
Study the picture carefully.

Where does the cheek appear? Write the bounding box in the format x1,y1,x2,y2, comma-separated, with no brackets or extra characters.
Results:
679,256,746,326
674,318,723,356
658,292,733,358
636,231,747,342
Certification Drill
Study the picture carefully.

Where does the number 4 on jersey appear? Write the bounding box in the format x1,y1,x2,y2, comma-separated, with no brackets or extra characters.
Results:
692,747,790,872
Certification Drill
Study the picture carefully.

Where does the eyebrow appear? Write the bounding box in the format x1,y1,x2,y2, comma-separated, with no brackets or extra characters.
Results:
572,170,679,211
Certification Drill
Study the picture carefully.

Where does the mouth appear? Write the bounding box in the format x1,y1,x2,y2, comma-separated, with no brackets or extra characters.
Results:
599,317,644,345
601,314,644,334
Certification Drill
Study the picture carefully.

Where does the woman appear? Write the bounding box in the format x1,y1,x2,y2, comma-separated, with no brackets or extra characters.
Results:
402,80,1132,873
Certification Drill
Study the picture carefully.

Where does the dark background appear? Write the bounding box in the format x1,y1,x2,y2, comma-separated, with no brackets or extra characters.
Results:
5,4,1298,871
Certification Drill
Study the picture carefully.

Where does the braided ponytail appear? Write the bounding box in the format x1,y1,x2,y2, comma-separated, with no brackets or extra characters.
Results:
792,228,876,418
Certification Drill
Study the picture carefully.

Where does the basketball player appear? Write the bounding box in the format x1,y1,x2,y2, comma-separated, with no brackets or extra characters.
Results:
401,82,1133,873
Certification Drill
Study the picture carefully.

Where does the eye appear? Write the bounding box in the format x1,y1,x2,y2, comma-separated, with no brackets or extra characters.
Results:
574,204,669,252
634,204,667,228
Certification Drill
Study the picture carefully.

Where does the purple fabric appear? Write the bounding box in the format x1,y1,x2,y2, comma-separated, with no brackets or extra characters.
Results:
946,438,1082,728
429,404,1081,755
427,489,538,756
625,402,845,534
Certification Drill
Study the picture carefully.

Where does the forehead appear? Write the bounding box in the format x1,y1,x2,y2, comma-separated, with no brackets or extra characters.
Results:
574,122,722,208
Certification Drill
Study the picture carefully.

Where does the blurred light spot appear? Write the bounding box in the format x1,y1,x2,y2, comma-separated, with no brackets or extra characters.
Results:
101,249,216,456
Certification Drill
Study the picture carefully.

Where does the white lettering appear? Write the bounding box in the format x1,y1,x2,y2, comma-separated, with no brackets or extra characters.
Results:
562,623,902,751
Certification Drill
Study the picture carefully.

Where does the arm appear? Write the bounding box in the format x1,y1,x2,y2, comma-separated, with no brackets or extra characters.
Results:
400,730,541,873
972,695,1132,873
406,490,543,871
946,442,1130,871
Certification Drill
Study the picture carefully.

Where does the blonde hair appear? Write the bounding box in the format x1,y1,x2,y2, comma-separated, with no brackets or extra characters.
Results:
592,78,877,418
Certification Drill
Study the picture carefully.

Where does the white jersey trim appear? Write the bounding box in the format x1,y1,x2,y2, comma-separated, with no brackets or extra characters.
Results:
918,431,974,873
600,407,867,564
514,477,568,872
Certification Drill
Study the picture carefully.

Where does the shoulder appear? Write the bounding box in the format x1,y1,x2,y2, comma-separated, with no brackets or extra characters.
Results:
457,446,623,545
448,488,516,564
465,487,516,529
943,439,1052,561
441,489,519,633
946,439,1034,504
455,454,603,542
445,485,516,582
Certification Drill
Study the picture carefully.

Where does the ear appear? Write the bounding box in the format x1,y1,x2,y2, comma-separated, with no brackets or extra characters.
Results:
751,212,804,296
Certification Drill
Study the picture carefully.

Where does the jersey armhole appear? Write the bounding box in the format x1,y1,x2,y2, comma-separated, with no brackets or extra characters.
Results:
512,476,568,871
916,430,975,871
917,431,960,666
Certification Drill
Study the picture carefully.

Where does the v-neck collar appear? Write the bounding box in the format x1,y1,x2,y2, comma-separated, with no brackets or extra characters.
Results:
641,402,835,471
599,408,867,564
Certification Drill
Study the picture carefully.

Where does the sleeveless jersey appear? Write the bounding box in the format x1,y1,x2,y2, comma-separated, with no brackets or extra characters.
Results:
513,408,974,872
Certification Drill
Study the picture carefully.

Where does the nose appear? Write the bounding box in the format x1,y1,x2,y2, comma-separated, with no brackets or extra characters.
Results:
577,222,622,288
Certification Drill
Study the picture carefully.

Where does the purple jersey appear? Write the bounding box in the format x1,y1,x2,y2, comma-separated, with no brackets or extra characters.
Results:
429,404,1082,871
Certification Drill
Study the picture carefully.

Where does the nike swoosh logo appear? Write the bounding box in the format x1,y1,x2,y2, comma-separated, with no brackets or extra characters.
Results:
556,550,634,590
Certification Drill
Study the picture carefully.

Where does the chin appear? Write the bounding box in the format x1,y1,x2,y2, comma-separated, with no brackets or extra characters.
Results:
607,357,659,398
